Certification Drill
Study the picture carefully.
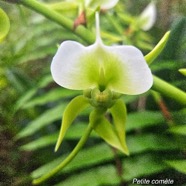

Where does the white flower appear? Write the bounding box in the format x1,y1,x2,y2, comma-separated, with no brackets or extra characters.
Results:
139,2,157,31
51,13,153,95
85,0,119,10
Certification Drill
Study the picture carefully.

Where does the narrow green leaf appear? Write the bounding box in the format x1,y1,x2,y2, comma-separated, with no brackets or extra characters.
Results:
126,111,164,132
56,153,167,186
20,133,57,151
55,95,90,151
15,75,53,111
20,123,97,151
109,99,129,155
0,8,10,42
31,143,114,179
22,88,79,109
165,160,186,174
14,88,37,111
55,165,119,186
90,110,128,155
179,69,186,76
128,134,179,154
137,40,153,50
151,60,177,71
123,153,168,181
31,136,172,182
16,104,67,139
160,17,186,60
168,125,186,136
20,128,179,153
145,31,170,65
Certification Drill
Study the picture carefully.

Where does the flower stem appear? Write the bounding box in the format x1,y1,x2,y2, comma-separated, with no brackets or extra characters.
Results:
32,122,94,185
152,75,186,105
19,0,95,44
151,90,174,127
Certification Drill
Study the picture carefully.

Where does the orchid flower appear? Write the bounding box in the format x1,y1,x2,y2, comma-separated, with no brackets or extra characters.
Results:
34,9,172,186
139,2,157,31
51,12,153,156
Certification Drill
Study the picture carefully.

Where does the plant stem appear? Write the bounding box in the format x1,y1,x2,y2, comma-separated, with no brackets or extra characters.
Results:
151,90,174,127
152,75,186,105
112,148,123,180
32,122,93,185
19,0,95,44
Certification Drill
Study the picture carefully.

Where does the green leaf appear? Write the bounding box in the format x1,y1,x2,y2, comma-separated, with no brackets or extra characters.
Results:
55,95,90,151
19,123,97,151
109,99,129,155
168,125,186,136
128,134,179,154
179,69,186,76
145,31,170,65
31,143,114,179
31,146,169,184
123,153,168,181
20,128,179,153
126,111,164,132
151,60,177,71
165,160,186,174
20,133,57,151
15,75,53,110
14,88,37,111
160,17,186,60
55,165,119,186
22,88,79,109
16,104,67,139
0,8,10,42
56,153,167,186
90,110,129,155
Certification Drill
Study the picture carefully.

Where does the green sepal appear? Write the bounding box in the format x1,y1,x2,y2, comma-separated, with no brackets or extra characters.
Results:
55,95,90,152
90,109,128,154
179,69,186,76
145,31,170,65
0,8,10,42
109,99,129,155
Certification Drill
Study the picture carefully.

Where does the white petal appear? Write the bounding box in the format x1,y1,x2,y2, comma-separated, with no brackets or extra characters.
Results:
51,41,100,90
85,0,119,10
100,45,153,95
139,2,156,31
100,0,119,9
51,13,101,91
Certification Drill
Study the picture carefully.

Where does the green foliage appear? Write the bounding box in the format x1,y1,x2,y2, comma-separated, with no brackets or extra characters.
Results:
169,125,186,136
1,0,186,186
0,7,10,42
165,160,186,174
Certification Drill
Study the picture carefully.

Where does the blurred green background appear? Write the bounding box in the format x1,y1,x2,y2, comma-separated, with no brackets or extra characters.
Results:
0,0,186,185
